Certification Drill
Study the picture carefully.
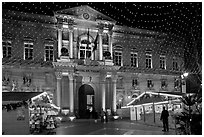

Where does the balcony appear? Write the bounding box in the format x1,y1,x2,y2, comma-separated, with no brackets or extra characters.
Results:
97,59,114,66
53,55,116,72
104,59,114,66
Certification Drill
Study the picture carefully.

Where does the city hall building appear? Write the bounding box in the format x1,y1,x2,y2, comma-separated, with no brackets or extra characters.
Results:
2,5,185,118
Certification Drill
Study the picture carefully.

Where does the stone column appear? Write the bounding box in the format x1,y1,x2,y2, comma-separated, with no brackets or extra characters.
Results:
55,72,62,107
69,27,74,58
112,76,117,113
101,79,106,111
108,31,113,59
107,79,110,108
99,29,103,60
58,28,62,58
68,74,74,115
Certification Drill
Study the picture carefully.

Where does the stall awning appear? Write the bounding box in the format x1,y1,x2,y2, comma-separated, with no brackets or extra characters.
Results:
2,92,43,101
124,91,184,108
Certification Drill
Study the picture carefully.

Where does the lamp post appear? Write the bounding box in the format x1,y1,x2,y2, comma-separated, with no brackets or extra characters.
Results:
181,72,189,93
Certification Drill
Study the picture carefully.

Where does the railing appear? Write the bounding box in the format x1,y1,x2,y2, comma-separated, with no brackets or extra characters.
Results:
56,56,114,66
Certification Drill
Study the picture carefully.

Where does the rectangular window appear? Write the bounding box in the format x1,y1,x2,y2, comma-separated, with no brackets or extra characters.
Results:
87,95,94,105
2,40,12,58
173,58,178,70
161,80,167,88
146,53,152,68
114,51,122,66
24,42,33,60
79,44,92,59
131,52,138,67
160,55,166,69
45,43,54,61
80,50,85,59
147,79,153,88
132,79,138,87
174,78,179,88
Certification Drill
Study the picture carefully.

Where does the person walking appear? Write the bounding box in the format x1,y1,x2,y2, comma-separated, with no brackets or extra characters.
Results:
101,109,105,123
105,110,108,123
160,106,169,132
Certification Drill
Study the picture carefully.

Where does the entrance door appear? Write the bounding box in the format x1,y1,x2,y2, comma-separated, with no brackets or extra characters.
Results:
78,84,94,118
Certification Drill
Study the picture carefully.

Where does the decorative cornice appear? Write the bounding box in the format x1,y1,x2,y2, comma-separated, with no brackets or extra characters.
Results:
52,60,76,68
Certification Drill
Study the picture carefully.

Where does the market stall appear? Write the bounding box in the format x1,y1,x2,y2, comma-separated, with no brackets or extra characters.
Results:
29,92,60,134
2,92,42,135
122,91,184,121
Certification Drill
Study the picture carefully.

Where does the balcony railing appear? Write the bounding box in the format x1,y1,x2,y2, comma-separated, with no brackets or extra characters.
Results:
57,56,114,66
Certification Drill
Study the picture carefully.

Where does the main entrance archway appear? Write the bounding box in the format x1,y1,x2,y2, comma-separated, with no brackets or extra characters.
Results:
78,84,94,118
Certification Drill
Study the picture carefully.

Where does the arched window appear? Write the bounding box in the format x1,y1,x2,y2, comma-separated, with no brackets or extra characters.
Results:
78,35,94,59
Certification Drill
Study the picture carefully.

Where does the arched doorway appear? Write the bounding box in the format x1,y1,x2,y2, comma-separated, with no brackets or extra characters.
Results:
78,84,94,118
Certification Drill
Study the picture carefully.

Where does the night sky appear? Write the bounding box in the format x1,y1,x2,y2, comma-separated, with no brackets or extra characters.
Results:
2,2,202,74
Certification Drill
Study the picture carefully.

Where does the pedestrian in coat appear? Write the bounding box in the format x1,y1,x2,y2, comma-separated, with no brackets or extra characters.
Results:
101,109,105,123
105,110,108,123
160,106,169,132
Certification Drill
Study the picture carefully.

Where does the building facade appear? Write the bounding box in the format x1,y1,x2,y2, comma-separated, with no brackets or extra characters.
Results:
2,6,185,118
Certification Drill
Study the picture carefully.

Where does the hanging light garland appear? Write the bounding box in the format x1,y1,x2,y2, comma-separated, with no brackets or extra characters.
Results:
2,2,201,76
2,101,29,112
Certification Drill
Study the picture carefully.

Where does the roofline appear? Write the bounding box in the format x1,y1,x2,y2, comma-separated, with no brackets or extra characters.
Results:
122,99,181,108
126,91,184,106
114,24,167,38
55,5,117,23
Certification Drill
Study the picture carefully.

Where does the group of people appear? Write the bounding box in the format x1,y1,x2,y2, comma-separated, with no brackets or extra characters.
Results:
85,107,98,119
100,109,109,123
84,108,109,123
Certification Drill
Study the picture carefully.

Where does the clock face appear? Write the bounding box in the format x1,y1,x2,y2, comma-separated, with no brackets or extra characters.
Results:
83,13,90,20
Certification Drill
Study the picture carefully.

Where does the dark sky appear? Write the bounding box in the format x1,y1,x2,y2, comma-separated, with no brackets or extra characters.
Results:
2,2,202,74
2,2,201,37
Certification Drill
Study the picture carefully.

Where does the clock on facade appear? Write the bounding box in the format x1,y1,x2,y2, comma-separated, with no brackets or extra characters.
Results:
83,13,90,20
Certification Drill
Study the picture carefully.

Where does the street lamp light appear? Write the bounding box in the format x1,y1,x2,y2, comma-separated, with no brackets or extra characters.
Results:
181,72,189,79
183,72,189,77
181,72,189,93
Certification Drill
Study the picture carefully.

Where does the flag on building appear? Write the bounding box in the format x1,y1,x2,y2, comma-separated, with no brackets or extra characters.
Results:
93,33,99,52
77,36,80,50
87,28,90,48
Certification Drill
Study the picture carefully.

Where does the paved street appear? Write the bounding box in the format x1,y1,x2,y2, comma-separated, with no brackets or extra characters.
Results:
48,119,176,135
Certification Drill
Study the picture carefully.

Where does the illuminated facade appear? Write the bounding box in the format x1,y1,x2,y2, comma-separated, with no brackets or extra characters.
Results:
2,6,185,117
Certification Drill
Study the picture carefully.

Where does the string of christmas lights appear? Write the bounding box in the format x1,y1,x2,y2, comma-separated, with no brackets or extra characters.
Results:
2,2,201,77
